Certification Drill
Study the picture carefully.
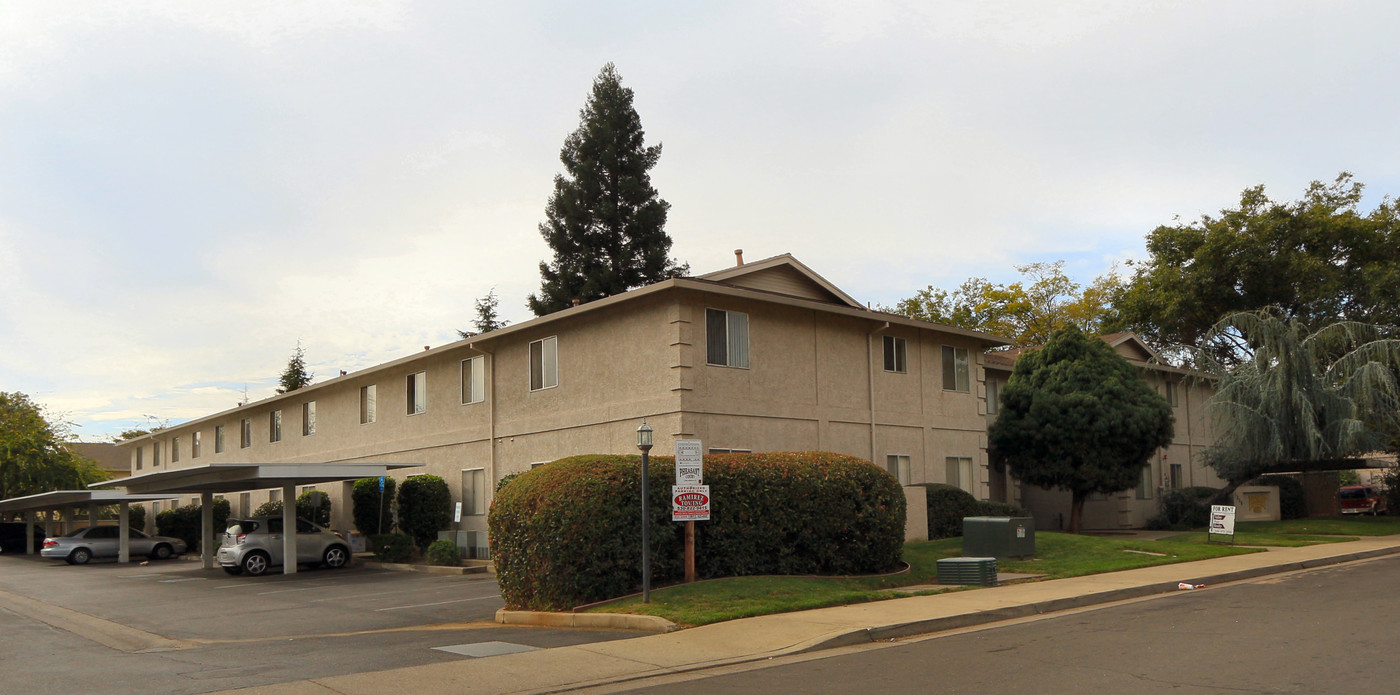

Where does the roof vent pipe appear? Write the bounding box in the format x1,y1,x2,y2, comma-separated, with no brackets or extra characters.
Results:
572,298,581,307
734,249,744,266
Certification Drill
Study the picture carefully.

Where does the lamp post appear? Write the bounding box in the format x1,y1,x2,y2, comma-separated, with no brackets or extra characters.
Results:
636,419,653,603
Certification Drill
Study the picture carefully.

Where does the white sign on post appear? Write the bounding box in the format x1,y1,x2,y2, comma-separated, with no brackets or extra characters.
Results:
453,502,463,523
673,485,710,522
675,439,704,486
1208,505,1236,536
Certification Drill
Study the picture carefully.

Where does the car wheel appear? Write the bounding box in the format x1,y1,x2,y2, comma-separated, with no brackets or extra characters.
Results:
222,566,243,575
150,544,173,560
242,551,271,577
323,545,349,569
68,548,92,565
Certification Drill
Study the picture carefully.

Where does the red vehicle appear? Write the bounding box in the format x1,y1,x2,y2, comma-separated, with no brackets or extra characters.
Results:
1338,485,1387,515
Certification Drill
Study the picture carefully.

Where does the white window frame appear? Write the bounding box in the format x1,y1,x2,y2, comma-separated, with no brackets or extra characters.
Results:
529,337,558,391
941,345,970,392
886,454,912,486
239,419,252,449
360,384,377,424
461,357,485,405
945,456,974,494
302,401,316,436
269,410,282,443
705,308,750,369
406,371,427,415
191,431,201,459
883,335,907,374
461,468,487,516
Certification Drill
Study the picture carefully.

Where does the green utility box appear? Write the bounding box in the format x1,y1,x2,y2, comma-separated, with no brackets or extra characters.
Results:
962,516,1035,560
936,556,998,586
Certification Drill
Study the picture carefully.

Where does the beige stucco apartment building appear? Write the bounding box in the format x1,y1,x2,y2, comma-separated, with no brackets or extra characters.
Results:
983,332,1222,530
117,254,1011,548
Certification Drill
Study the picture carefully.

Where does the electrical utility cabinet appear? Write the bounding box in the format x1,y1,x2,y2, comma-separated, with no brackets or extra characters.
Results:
962,516,1036,560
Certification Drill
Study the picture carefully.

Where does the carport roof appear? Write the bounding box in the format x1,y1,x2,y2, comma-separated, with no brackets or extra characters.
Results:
0,490,175,514
87,462,423,495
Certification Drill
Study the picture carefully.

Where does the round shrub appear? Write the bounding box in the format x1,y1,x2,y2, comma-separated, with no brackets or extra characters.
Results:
919,483,981,539
297,491,332,526
397,474,452,552
1253,475,1307,520
1145,486,1217,530
155,498,231,552
369,533,413,563
127,504,147,533
425,538,461,566
490,452,906,611
253,500,282,518
352,476,397,535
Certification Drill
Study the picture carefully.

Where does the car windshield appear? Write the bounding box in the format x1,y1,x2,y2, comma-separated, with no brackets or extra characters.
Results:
1339,488,1369,499
225,520,259,535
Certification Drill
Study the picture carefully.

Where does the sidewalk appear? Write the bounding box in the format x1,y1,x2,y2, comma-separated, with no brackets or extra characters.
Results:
225,536,1400,695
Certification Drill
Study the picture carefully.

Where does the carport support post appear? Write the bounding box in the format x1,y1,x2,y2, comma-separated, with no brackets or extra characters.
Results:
87,503,98,529
25,510,35,555
282,484,297,575
118,503,130,564
201,492,215,570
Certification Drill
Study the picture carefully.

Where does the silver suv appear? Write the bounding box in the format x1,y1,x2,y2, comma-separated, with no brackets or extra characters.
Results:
216,517,351,576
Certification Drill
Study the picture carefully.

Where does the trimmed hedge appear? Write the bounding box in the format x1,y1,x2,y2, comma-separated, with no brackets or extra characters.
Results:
369,533,413,562
352,476,398,535
490,452,906,611
425,538,461,566
397,475,452,552
155,498,231,552
919,484,981,539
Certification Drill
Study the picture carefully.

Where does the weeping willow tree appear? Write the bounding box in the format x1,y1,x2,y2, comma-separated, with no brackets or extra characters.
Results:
1199,309,1400,503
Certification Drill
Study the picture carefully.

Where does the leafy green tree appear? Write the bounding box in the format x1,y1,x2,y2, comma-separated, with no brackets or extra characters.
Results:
1110,173,1400,365
276,341,313,394
887,262,1120,347
527,63,687,316
988,326,1175,532
458,287,509,338
396,474,452,552
0,392,107,500
1195,309,1400,503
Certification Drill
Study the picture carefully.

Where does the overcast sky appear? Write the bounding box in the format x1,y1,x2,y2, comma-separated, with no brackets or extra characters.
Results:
3,1,1397,441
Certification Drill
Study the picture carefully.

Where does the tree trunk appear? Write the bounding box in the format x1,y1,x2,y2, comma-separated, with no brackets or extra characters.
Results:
1068,490,1086,534
1211,478,1245,506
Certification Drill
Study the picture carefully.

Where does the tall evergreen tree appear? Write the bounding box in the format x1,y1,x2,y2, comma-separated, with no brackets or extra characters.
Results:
276,341,313,394
528,63,687,316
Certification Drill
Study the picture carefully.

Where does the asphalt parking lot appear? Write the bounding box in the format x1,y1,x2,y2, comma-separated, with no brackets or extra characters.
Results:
0,552,639,694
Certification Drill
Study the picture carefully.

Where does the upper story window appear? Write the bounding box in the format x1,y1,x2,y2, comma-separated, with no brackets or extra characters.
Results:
135,447,143,471
191,431,201,458
360,384,377,424
883,335,907,373
941,345,970,392
215,425,226,454
171,437,180,463
986,378,1000,415
302,401,316,436
530,337,558,391
153,441,162,467
269,410,282,442
1164,381,1179,407
406,372,427,415
461,357,484,405
240,418,252,449
706,308,749,368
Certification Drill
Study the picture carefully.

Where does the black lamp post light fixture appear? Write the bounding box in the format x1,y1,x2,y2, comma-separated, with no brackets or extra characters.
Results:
636,419,653,603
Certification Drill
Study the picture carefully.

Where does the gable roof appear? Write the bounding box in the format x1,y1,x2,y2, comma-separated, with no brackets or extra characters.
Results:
983,331,1191,376
698,253,864,309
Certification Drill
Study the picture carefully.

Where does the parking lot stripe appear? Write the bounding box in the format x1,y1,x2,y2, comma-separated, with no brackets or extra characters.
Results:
158,578,207,583
256,586,323,596
374,595,501,612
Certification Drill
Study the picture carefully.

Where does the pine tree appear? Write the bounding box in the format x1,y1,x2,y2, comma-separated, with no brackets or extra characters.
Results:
276,341,313,394
527,63,687,316
458,288,509,338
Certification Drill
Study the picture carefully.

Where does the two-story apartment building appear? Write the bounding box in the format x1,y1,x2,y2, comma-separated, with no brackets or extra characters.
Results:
117,253,1010,547
983,332,1222,530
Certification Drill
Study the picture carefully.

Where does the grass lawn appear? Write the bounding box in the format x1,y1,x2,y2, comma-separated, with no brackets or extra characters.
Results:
1160,515,1400,546
587,532,1259,626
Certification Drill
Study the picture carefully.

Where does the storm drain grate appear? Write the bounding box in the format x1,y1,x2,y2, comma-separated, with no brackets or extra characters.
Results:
433,641,539,658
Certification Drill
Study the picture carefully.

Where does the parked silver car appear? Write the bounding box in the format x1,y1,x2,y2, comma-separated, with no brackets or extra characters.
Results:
216,517,351,576
40,526,187,565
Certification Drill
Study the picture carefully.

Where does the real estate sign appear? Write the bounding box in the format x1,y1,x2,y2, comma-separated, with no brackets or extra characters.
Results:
672,485,710,522
675,439,703,485
1208,505,1236,537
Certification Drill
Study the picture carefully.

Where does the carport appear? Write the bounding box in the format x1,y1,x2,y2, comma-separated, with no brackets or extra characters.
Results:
90,462,421,575
0,490,176,562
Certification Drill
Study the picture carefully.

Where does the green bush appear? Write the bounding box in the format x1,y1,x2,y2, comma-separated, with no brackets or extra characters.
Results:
1253,475,1307,520
425,538,461,566
976,501,1029,517
918,483,981,539
1145,486,1218,530
369,533,413,562
352,477,397,535
253,500,281,518
250,493,332,525
496,472,521,492
155,498,231,552
490,452,906,611
127,504,147,533
397,475,452,552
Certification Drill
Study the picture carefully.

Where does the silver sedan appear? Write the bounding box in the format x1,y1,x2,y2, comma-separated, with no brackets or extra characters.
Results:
41,526,187,565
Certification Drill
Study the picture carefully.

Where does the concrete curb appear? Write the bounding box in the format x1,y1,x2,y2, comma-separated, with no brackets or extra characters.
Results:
358,560,488,576
496,608,678,633
793,544,1400,653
